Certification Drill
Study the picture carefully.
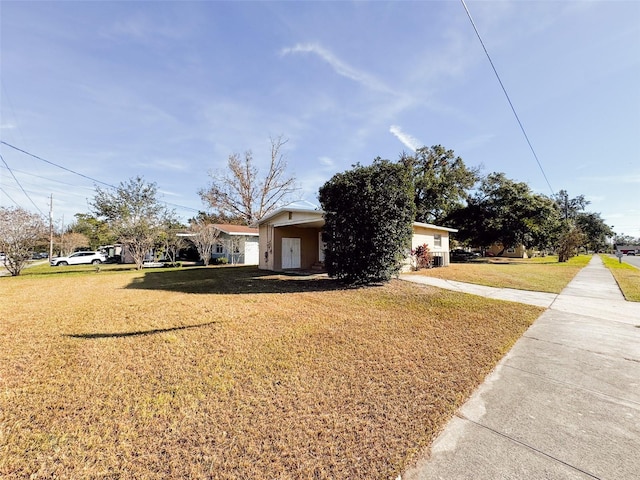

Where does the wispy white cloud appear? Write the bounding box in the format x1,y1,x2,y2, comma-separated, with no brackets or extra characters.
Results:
389,125,422,151
580,174,640,184
104,13,186,43
134,159,190,172
281,43,396,95
318,156,334,168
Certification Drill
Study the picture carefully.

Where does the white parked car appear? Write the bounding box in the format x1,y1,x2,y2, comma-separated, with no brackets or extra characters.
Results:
50,251,107,266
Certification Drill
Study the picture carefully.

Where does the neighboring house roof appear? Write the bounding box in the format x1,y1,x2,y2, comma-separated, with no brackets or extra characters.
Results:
413,222,458,233
177,224,259,237
617,245,639,251
213,224,259,236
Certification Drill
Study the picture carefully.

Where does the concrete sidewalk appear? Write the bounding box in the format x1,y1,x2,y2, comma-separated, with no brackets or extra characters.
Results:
401,256,640,480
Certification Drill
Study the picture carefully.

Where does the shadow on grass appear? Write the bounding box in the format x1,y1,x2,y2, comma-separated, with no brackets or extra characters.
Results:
124,265,345,295
65,321,219,339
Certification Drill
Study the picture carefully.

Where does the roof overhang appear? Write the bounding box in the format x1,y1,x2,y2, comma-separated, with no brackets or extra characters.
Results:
271,218,325,229
412,222,458,233
257,207,325,226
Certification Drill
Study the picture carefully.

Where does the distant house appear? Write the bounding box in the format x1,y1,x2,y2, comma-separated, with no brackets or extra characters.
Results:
211,224,259,265
178,224,259,265
257,207,457,272
617,245,639,255
406,222,458,270
486,242,528,258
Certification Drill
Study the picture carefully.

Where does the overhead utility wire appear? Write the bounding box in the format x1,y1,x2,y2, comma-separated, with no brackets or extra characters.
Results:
0,152,46,216
0,186,20,208
0,164,99,193
0,141,201,214
1,141,115,189
460,0,555,196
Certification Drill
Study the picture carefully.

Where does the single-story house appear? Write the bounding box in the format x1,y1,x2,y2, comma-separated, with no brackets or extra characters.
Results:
211,224,259,265
617,245,639,255
408,222,458,270
177,224,259,265
486,242,528,258
258,207,325,271
257,207,457,272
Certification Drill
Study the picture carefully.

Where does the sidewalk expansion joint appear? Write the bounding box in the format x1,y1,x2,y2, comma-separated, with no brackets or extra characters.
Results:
503,364,640,408
454,412,602,480
522,335,637,363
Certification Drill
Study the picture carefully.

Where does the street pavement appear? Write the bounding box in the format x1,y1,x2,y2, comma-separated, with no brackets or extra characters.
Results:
400,255,640,480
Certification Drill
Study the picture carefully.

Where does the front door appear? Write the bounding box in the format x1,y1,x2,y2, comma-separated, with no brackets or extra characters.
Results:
282,238,301,269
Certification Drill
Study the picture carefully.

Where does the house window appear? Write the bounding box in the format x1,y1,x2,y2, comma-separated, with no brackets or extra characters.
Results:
434,234,442,248
506,248,515,253
215,243,224,254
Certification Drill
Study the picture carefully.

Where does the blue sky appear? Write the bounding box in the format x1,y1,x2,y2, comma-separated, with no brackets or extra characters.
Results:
1,1,638,238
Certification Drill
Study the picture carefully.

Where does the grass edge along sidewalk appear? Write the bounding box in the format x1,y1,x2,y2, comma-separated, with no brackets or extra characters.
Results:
600,254,640,302
1,266,544,479
405,255,591,294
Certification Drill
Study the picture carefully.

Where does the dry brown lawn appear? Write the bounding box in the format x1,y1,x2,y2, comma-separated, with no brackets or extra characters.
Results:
407,255,591,293
1,266,543,479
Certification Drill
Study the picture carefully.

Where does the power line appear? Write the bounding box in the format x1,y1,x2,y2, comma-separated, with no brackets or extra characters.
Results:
0,186,21,208
0,141,116,189
0,141,201,215
0,152,46,216
461,0,555,196
0,163,96,192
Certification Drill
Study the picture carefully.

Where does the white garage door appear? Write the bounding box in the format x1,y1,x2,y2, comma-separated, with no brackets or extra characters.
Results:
244,239,259,265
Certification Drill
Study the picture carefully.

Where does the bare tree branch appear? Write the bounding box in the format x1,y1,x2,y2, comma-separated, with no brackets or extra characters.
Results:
0,207,46,276
199,136,298,225
189,221,220,266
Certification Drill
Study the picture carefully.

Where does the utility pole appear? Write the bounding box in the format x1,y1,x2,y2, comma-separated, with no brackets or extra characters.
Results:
49,194,53,259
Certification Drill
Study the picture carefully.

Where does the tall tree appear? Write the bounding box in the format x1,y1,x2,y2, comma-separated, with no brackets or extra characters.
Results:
70,213,115,249
614,234,640,246
575,212,614,252
199,135,298,225
91,176,174,270
400,145,479,224
319,159,415,285
53,231,90,256
448,173,558,252
554,190,589,221
188,211,245,226
0,206,46,276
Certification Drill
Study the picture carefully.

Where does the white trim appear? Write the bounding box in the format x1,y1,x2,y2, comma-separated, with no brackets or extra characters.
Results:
257,207,324,225
412,222,458,233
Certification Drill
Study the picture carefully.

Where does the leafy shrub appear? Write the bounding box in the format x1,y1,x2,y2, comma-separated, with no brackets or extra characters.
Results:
411,243,433,270
319,159,415,285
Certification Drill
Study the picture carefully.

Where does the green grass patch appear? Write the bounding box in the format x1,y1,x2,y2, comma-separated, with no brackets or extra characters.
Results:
408,255,590,293
600,255,640,302
0,266,543,479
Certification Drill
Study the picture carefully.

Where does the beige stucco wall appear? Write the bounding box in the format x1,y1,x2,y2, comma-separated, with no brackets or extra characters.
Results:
487,242,528,258
411,226,451,253
258,209,324,271
403,225,452,271
259,224,274,270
